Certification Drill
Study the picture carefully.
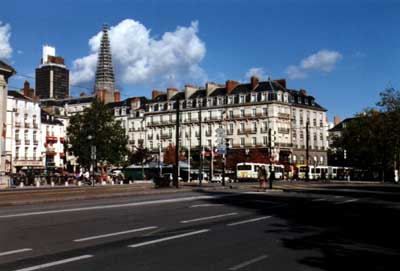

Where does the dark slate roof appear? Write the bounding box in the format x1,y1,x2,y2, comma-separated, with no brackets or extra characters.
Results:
329,118,355,132
107,96,147,109
41,110,63,125
208,87,226,97
40,96,96,106
170,92,185,100
8,90,32,101
0,60,16,75
189,89,206,99
151,93,168,103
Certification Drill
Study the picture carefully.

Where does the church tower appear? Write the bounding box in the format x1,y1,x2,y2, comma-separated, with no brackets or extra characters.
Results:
94,24,120,103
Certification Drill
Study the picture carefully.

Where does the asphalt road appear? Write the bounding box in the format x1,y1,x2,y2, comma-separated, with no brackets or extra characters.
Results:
0,189,399,271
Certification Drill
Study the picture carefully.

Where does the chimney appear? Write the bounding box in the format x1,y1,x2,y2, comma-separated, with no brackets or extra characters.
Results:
152,90,164,99
22,80,35,98
334,116,341,126
226,80,240,94
205,82,223,96
96,89,106,102
114,91,121,102
276,79,287,89
250,76,259,90
167,87,178,100
184,84,200,99
299,89,307,96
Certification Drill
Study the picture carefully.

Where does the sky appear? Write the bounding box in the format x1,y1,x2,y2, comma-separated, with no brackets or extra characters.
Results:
1,0,399,120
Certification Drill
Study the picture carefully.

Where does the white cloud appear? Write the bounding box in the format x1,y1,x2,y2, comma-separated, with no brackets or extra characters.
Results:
285,49,342,79
245,67,269,80
71,19,206,89
0,22,12,60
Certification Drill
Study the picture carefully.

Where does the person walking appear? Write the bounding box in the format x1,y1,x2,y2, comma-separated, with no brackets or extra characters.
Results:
258,166,267,189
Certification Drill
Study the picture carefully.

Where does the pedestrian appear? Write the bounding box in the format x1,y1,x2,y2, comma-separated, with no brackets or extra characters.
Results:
258,166,267,189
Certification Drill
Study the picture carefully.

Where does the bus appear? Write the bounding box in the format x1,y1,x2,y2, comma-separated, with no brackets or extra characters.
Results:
236,163,284,181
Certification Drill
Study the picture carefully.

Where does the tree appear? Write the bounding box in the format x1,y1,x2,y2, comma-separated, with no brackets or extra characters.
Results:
128,145,153,166
67,99,129,170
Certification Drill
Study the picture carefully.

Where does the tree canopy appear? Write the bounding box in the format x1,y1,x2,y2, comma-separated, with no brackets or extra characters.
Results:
67,99,129,169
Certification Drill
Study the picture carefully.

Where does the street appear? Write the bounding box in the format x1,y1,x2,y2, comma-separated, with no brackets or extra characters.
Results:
1,188,400,271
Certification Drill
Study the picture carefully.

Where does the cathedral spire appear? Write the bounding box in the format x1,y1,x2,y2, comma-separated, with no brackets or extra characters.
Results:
95,24,115,94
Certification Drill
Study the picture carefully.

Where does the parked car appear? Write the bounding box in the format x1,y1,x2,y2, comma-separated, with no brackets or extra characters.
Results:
211,174,231,183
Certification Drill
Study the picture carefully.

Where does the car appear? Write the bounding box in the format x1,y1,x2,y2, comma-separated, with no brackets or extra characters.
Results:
162,173,183,182
211,174,231,183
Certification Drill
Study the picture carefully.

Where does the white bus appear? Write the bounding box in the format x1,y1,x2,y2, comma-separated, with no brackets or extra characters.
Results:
236,163,284,181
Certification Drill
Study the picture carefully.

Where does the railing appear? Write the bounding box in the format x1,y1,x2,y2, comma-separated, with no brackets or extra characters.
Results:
237,129,257,135
278,112,290,119
46,135,57,142
278,128,290,134
160,133,172,140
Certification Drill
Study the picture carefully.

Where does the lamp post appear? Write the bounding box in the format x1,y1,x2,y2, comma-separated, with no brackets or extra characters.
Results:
87,135,95,187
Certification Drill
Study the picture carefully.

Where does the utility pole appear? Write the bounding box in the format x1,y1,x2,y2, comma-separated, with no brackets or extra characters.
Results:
199,101,203,186
305,120,310,181
188,127,191,182
174,98,180,188
268,128,273,190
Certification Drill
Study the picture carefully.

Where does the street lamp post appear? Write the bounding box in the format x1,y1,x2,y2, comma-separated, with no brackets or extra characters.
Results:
87,135,95,187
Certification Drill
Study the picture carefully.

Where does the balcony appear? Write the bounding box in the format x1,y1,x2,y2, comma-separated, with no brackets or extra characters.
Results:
278,128,290,134
33,140,39,145
15,122,21,128
237,128,257,135
25,139,30,145
13,157,43,167
46,135,57,142
160,133,172,140
278,113,290,119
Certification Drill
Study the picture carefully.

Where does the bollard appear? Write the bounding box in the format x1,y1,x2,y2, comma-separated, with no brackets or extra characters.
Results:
129,180,133,184
111,180,114,185
78,181,82,186
51,181,55,187
65,181,69,187
119,180,123,185
35,181,40,188
19,182,24,188
101,181,106,185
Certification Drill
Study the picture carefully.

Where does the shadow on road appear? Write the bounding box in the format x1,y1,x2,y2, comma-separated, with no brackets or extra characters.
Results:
195,189,400,271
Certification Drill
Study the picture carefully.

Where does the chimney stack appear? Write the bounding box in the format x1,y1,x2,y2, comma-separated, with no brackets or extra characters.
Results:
114,91,121,102
299,89,307,96
167,87,178,100
250,76,259,90
226,80,240,94
22,80,35,98
152,90,164,99
184,84,200,100
276,79,287,89
334,116,341,126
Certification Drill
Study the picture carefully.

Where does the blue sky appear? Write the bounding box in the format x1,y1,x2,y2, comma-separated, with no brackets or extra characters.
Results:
1,0,399,120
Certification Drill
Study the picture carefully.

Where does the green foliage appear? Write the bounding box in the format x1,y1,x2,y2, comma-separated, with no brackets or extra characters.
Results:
333,87,400,181
67,99,129,169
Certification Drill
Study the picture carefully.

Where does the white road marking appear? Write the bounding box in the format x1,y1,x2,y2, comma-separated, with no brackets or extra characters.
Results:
227,216,272,226
190,204,222,208
335,199,359,204
181,212,238,224
228,254,268,270
14,255,93,271
311,198,329,202
128,229,209,248
0,196,218,219
0,248,32,257
334,196,344,199
73,226,158,242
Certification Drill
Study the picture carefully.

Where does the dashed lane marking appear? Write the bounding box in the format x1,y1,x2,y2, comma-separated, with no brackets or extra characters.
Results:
128,229,210,248
14,255,93,271
73,226,158,242
227,216,272,226
228,254,269,270
0,248,32,257
180,212,238,224
335,199,359,204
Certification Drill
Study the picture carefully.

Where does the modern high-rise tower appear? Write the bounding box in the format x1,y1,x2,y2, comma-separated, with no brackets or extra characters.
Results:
94,24,120,103
35,45,70,100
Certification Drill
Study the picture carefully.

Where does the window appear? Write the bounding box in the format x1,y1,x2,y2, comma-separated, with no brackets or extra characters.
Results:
252,108,256,117
263,107,268,116
320,133,323,141
263,136,268,145
251,95,256,102
229,123,234,133
240,122,245,132
239,95,245,103
292,130,297,139
252,122,257,132
15,130,19,140
208,139,212,147
240,109,245,117
228,96,234,104
24,130,28,140
300,130,304,140
240,138,245,147
229,110,233,119
15,147,19,159
24,147,28,159
313,132,317,141
252,137,257,146
188,112,192,121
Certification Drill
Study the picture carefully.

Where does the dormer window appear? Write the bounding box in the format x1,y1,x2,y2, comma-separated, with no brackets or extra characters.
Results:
251,94,257,102
187,100,192,108
239,95,245,104
228,96,234,105
121,108,126,115
114,109,120,116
